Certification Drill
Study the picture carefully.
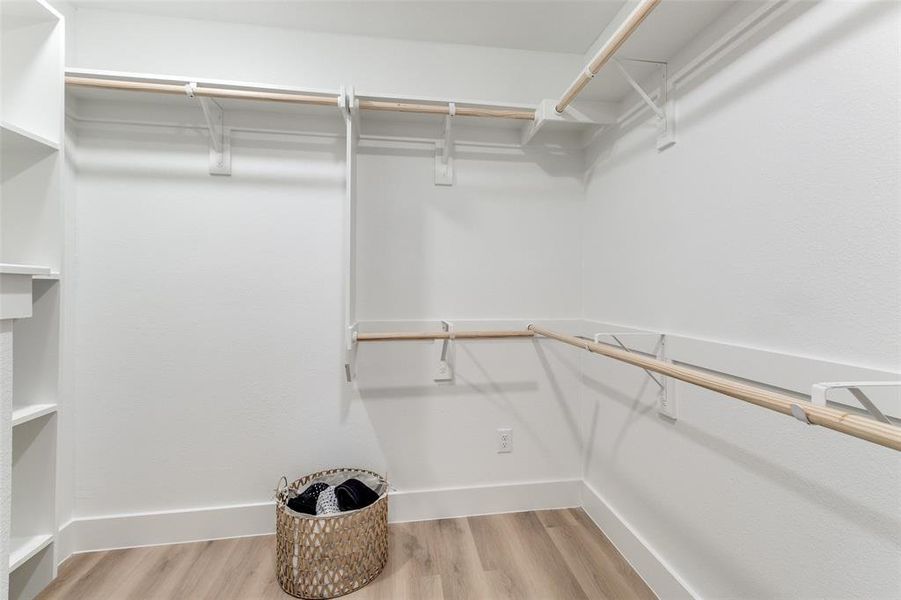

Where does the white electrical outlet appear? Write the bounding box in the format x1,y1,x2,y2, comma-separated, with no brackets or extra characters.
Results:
497,428,513,453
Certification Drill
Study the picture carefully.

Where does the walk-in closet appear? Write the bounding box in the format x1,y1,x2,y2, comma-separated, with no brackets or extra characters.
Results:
1,1,899,599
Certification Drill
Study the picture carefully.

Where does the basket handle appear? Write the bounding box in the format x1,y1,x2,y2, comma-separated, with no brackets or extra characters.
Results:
274,475,292,500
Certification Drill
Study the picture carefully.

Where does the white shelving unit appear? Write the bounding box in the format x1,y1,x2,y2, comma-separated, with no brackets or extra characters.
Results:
11,405,57,428
8,535,53,573
0,1,65,599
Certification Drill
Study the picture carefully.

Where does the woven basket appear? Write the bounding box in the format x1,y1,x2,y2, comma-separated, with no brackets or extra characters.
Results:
275,468,389,599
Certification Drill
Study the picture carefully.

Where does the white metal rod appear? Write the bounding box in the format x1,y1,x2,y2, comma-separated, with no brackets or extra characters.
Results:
65,113,528,152
555,0,662,113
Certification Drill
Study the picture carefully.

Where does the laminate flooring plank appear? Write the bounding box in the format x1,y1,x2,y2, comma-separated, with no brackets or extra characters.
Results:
547,508,656,600
36,510,656,600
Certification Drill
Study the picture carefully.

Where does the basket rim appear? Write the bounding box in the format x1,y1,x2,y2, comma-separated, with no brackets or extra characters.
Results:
277,467,388,520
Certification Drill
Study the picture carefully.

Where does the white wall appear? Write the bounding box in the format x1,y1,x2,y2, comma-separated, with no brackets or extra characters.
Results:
71,118,358,515
580,1,901,598
356,135,584,321
53,2,901,598
69,7,584,105
583,0,900,369
61,5,588,547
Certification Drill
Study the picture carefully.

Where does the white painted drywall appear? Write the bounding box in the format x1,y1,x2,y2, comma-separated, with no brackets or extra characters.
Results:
48,3,901,599
69,7,584,105
67,115,584,529
355,320,584,490
69,121,585,517
580,2,901,598
356,136,584,321
70,120,361,515
582,0,901,369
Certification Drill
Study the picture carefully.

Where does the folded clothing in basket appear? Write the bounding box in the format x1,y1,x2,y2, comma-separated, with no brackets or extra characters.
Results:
316,486,341,515
335,478,380,511
287,482,329,515
285,472,384,517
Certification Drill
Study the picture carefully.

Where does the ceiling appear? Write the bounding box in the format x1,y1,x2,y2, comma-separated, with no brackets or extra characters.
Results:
71,0,630,55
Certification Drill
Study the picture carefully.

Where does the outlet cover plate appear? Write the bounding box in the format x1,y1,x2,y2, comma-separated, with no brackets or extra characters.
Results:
497,428,513,453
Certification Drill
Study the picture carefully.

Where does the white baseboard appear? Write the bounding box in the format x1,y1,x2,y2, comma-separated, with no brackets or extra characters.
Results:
60,500,276,560
580,481,699,600
389,478,581,523
58,478,690,599
58,478,581,562
55,519,77,569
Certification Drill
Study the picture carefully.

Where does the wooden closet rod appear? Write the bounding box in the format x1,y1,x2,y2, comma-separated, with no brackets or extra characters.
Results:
357,325,900,450
527,325,901,452
65,76,536,121
555,0,661,112
357,100,534,121
65,76,340,106
356,330,535,341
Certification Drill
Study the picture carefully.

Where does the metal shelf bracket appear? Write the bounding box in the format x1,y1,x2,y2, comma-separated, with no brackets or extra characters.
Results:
613,59,675,151
344,322,358,383
594,331,675,420
811,381,900,424
434,320,455,382
435,102,455,186
185,82,231,175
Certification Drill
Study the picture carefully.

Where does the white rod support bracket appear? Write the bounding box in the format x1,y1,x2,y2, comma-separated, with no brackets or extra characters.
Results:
790,404,812,424
657,61,675,150
435,102,454,186
613,59,675,151
811,381,899,424
341,85,358,383
594,332,674,420
187,82,231,175
348,87,360,139
434,320,455,382
344,323,358,383
613,60,664,119
337,86,349,118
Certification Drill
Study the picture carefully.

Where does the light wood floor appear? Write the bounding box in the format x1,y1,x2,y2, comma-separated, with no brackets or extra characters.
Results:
37,508,656,600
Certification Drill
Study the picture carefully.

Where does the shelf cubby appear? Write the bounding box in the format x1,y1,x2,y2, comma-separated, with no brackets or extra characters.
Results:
0,147,62,273
0,0,63,148
10,414,57,599
12,279,60,412
8,536,54,600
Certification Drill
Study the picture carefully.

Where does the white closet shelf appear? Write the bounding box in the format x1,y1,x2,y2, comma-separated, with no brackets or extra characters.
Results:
0,264,53,319
0,264,52,276
1,121,60,154
11,404,57,427
1,0,61,24
8,534,53,571
32,272,61,281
